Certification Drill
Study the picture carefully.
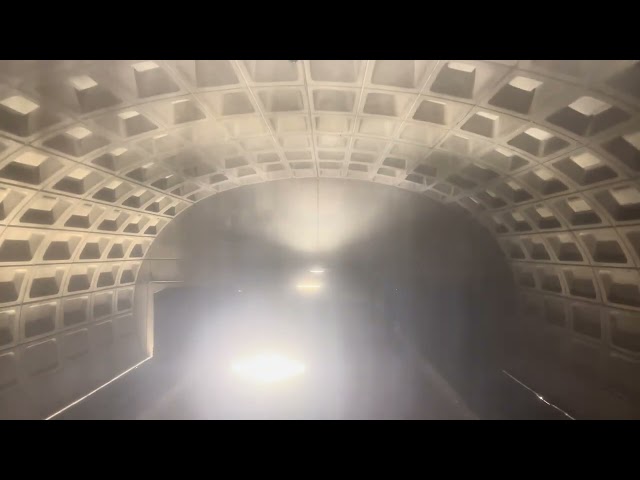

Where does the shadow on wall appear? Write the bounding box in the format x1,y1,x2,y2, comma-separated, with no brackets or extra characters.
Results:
144,178,517,416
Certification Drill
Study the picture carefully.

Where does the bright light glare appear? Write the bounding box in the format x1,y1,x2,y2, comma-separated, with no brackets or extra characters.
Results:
232,353,306,383
309,267,325,274
296,283,322,291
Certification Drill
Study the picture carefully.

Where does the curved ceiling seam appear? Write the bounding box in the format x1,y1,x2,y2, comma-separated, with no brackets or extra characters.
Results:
425,123,640,204
447,125,640,205
3,63,221,201
348,60,388,179
231,60,292,182
0,62,636,268
0,156,190,223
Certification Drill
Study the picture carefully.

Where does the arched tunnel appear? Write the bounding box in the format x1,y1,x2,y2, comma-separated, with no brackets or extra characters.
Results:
0,60,639,420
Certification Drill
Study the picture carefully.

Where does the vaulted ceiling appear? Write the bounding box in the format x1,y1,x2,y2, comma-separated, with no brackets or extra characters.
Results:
0,60,639,418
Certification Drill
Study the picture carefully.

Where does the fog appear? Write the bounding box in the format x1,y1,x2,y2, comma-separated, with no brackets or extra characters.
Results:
55,179,564,419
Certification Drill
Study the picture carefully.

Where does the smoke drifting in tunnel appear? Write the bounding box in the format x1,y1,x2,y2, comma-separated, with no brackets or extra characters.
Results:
1,60,640,420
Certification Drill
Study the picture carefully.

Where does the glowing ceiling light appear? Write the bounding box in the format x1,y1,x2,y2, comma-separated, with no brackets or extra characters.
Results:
231,353,306,383
309,267,325,274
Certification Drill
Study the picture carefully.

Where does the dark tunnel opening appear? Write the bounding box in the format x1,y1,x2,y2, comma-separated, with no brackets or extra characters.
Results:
54,179,571,419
